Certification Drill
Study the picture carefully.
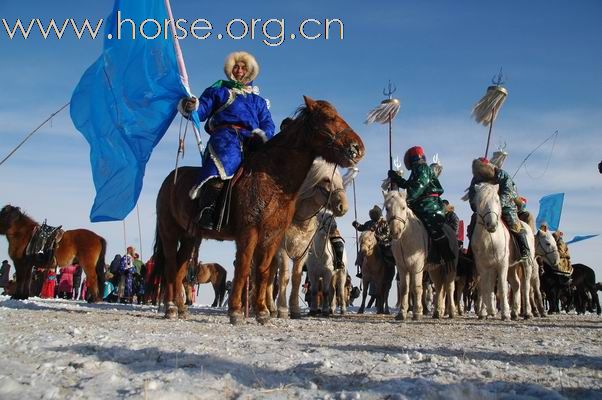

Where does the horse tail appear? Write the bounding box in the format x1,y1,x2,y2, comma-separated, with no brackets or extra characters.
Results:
96,237,107,299
146,225,165,297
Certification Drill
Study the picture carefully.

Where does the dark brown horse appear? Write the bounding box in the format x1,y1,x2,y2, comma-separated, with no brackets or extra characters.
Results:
154,97,364,323
0,205,106,301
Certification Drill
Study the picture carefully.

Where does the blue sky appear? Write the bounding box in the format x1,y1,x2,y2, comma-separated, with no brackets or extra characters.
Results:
1,0,601,304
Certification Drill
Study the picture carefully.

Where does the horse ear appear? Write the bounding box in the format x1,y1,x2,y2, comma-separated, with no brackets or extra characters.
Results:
303,96,317,110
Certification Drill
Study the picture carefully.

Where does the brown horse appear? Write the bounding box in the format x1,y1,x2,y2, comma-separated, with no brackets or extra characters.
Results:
154,97,364,323
0,205,106,302
185,262,228,307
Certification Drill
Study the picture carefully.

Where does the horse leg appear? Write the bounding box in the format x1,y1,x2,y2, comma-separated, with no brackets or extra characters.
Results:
446,275,456,319
413,270,424,320
322,273,333,316
14,261,32,300
522,261,533,319
79,256,100,303
265,256,277,317
396,270,410,321
358,278,368,314
275,252,290,318
229,231,258,324
288,258,306,319
477,268,492,319
252,240,280,325
506,267,519,320
336,270,346,315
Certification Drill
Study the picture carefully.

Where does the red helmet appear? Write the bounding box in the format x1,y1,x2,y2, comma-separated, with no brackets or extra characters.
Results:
404,146,426,169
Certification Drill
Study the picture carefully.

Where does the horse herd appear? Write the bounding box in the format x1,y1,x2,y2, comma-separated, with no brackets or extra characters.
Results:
1,97,600,325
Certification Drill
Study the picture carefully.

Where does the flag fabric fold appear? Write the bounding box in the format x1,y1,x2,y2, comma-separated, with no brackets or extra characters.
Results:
566,234,599,245
71,0,192,222
535,193,564,232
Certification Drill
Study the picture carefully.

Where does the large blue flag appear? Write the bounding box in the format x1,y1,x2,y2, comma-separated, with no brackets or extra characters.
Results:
71,0,193,222
536,193,564,231
566,234,599,245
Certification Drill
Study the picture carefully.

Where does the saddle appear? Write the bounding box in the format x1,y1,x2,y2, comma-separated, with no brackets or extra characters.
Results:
427,226,458,265
210,167,246,232
26,220,64,267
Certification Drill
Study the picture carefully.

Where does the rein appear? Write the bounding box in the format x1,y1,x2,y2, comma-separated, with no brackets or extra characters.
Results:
284,164,339,262
536,234,558,267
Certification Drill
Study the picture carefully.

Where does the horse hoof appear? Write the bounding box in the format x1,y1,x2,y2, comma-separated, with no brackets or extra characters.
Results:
290,312,302,319
340,310,346,316
478,315,486,320
511,313,518,321
412,313,422,321
357,309,365,314
395,313,406,321
256,311,271,325
524,314,533,320
165,307,178,320
432,312,441,319
229,312,244,325
308,310,320,317
502,315,511,321
178,310,189,320
277,310,290,319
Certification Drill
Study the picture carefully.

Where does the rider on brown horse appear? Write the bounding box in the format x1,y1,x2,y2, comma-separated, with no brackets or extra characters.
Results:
179,51,276,230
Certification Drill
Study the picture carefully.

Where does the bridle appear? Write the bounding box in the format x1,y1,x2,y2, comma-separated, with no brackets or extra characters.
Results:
477,210,499,228
536,233,558,266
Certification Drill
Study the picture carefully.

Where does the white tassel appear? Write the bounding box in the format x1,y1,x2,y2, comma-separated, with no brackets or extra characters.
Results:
342,167,359,188
365,98,401,124
490,149,508,168
472,85,508,126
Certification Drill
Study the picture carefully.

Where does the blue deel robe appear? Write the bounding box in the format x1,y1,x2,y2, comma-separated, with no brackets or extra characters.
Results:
193,82,275,188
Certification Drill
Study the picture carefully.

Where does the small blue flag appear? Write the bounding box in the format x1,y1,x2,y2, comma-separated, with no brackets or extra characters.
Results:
566,234,599,245
71,0,193,222
536,193,564,231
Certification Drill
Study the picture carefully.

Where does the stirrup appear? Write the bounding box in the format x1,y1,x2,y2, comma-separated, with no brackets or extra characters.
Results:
197,207,216,230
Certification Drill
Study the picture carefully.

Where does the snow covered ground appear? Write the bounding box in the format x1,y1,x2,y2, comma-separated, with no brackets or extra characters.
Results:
0,296,600,400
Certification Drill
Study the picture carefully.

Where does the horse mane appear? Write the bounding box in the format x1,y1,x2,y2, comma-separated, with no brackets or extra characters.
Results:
0,205,38,234
384,190,418,220
297,159,342,201
264,100,337,151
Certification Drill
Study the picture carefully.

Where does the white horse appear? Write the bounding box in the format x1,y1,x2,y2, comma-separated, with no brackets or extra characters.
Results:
383,191,457,320
305,211,348,315
266,159,348,318
472,183,535,320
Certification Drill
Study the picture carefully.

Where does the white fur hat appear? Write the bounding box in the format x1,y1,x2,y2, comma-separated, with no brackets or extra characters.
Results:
224,51,259,84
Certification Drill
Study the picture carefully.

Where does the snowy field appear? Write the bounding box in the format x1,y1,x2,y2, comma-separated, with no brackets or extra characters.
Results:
0,296,600,400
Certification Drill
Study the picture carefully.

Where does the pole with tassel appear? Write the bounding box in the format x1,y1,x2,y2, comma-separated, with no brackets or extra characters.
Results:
366,81,401,189
472,69,509,159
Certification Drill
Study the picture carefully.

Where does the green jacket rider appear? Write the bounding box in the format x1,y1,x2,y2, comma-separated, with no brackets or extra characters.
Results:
468,157,531,260
388,146,455,267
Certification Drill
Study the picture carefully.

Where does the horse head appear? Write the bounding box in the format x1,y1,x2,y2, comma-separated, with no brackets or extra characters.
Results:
383,190,408,240
535,229,561,269
298,159,348,217
474,183,501,233
295,96,365,168
359,230,377,257
0,204,22,234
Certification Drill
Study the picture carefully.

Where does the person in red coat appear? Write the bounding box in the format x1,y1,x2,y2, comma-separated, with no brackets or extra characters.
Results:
58,264,77,299
40,269,57,299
